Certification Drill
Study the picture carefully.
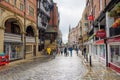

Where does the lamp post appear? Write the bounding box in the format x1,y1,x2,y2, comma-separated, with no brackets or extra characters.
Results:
89,0,94,67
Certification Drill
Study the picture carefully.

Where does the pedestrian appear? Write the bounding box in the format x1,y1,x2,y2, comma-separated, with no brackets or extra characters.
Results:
69,47,73,57
52,48,56,59
76,47,79,56
83,47,86,58
57,47,60,55
47,47,51,55
60,47,64,55
64,47,67,56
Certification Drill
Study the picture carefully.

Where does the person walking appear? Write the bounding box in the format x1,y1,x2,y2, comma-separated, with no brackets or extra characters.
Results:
47,47,51,56
60,47,64,55
69,47,73,57
83,47,86,58
76,47,79,56
64,47,67,56
52,48,56,59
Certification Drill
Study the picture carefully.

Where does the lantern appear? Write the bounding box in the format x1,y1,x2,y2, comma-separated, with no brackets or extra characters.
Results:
88,15,94,21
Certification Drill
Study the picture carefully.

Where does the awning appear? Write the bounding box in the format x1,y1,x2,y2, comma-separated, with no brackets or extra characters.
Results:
4,40,22,43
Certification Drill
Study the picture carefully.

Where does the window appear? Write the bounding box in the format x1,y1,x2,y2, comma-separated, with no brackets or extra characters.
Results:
20,3,24,11
84,23,88,26
110,45,120,66
14,0,17,6
5,0,9,2
29,6,34,17
100,45,105,58
84,14,88,20
99,0,102,11
42,1,49,11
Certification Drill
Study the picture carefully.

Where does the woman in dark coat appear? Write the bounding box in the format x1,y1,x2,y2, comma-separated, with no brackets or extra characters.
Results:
64,47,67,56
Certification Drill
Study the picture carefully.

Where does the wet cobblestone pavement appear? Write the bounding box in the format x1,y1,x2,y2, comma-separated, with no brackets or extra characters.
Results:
81,55,120,80
0,52,87,80
1,51,120,80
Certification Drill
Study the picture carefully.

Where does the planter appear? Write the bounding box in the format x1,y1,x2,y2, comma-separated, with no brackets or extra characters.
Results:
115,3,120,13
109,10,118,17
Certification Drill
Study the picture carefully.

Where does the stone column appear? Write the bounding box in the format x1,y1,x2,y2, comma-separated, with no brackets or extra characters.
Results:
0,27,4,53
35,35,39,56
21,32,26,58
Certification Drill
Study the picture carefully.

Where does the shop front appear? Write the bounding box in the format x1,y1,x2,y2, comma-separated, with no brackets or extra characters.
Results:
107,36,120,73
4,42,23,61
95,39,106,64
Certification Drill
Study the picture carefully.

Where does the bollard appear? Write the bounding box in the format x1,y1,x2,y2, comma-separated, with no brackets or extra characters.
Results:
90,55,92,67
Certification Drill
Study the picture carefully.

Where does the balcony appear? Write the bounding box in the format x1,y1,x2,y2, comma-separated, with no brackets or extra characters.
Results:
26,36,35,43
4,33,22,43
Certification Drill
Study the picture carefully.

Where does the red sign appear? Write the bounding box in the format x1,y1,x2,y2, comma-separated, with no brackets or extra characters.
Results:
88,15,94,21
96,30,106,38
107,37,120,43
95,39,104,45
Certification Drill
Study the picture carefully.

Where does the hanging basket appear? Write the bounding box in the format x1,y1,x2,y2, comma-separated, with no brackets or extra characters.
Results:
114,3,120,13
112,18,120,28
109,10,118,17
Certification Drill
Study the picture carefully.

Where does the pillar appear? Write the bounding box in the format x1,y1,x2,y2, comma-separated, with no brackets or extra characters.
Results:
21,32,26,59
0,27,4,53
35,35,39,56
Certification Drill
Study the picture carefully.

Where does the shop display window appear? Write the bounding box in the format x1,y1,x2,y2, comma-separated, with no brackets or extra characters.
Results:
110,45,120,66
100,45,105,58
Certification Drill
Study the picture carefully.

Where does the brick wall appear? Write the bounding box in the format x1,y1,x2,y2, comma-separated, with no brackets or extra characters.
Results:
0,0,37,23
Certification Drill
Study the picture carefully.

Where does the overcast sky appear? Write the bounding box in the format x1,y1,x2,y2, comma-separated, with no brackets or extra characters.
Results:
53,0,86,43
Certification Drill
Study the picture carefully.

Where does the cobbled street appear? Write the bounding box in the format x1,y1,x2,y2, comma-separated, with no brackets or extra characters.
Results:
0,51,87,80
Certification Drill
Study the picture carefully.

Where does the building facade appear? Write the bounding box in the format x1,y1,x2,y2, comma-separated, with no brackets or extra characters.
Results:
0,0,38,60
84,0,120,73
37,0,53,51
44,3,60,50
68,25,80,49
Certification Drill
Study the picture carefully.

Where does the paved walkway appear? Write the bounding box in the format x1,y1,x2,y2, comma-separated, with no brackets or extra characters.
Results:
79,51,120,80
0,51,87,80
1,51,120,80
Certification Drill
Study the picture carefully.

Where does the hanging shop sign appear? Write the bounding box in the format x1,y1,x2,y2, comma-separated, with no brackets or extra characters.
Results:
88,15,94,21
96,29,106,38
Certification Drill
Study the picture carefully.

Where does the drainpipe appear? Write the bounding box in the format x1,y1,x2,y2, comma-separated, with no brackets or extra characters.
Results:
23,0,26,59
89,0,94,67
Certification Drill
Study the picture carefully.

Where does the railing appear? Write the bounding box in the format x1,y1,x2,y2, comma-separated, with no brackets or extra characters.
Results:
4,33,22,42
26,36,35,43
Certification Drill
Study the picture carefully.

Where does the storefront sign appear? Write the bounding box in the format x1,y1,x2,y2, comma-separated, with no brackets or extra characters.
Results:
95,39,104,45
107,37,120,43
96,30,106,38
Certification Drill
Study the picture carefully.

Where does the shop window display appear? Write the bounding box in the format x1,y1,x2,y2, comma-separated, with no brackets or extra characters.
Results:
4,43,23,61
110,45,120,66
100,45,105,58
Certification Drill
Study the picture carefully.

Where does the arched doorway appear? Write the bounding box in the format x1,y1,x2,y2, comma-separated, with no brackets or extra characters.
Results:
26,25,36,56
4,18,23,61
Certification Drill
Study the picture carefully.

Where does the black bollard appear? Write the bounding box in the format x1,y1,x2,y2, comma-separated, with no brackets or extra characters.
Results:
89,55,92,67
